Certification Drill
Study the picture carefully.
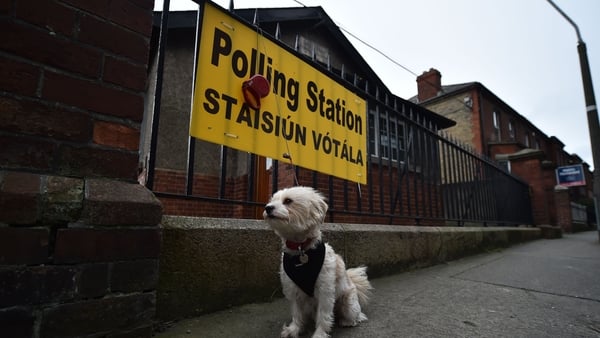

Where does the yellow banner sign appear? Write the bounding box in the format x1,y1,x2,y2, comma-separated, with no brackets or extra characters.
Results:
190,1,367,184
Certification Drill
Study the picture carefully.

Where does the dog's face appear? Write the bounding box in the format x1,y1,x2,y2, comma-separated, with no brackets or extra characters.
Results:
263,186,328,241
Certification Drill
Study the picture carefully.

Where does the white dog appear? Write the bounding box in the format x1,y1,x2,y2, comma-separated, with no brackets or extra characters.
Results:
263,186,372,338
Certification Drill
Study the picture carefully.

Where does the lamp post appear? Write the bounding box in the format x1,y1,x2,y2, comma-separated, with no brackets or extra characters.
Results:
547,0,600,241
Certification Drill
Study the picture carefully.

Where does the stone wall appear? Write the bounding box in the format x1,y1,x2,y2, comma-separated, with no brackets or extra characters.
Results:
424,92,476,149
157,216,541,322
0,1,161,336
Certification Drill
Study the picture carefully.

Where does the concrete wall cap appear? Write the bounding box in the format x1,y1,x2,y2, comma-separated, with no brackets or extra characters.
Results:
554,185,569,191
81,179,162,226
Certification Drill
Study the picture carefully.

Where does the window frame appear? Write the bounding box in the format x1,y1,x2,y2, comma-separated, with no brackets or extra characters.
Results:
369,108,406,164
492,111,501,141
508,120,515,140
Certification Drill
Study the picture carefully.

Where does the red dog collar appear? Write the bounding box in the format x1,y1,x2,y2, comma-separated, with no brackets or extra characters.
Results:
285,238,314,251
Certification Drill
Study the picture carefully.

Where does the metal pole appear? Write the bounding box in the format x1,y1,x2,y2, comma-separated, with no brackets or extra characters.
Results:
547,0,600,241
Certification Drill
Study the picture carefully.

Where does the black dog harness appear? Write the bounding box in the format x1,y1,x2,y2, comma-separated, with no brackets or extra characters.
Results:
283,241,326,297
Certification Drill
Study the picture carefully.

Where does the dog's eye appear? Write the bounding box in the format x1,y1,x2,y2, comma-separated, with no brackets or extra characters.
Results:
283,198,293,205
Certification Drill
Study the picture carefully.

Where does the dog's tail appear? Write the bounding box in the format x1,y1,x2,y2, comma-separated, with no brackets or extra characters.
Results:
347,266,373,307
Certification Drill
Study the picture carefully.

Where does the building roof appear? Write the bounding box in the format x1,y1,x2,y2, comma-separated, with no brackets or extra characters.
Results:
410,80,557,144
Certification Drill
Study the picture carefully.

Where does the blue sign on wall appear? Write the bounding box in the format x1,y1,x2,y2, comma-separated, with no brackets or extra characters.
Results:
555,164,586,187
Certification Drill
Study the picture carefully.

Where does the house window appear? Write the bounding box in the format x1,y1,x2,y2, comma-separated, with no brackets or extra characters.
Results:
508,121,515,140
492,111,501,141
531,132,539,149
368,111,376,157
498,160,511,173
524,133,530,147
369,109,406,163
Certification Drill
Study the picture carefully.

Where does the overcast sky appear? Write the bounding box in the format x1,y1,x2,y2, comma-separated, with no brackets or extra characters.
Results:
155,0,600,170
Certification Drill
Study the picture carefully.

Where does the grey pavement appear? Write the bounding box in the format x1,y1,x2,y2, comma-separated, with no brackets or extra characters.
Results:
154,231,600,338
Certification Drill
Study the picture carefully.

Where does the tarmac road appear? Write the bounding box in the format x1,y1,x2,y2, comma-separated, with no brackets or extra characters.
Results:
154,230,600,338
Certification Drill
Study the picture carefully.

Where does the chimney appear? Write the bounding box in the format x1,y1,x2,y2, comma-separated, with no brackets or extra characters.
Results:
416,68,442,102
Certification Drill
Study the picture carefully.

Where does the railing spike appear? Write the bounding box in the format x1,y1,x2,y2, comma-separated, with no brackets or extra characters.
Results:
275,22,281,40
253,8,259,26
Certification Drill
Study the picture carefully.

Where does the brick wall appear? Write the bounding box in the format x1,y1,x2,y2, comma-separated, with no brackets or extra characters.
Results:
508,152,560,226
0,1,161,337
416,68,442,102
1,0,151,179
554,186,572,232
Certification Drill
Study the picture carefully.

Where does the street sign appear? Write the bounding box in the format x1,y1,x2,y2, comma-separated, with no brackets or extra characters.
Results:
555,164,586,187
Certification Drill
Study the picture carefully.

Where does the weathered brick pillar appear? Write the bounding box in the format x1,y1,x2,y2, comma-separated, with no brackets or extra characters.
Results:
0,1,162,337
554,185,573,233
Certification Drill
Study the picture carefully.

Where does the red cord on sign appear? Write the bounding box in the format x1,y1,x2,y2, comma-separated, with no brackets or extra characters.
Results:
242,74,270,109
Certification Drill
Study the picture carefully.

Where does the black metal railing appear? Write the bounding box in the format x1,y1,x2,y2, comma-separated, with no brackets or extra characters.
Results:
144,1,533,226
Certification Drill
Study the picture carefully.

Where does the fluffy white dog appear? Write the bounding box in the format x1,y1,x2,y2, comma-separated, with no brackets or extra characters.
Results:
263,186,372,338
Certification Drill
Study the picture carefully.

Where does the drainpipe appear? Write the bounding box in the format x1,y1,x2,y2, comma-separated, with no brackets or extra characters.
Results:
476,86,486,156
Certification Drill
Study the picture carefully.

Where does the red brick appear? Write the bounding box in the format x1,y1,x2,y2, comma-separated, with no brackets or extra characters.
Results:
93,121,140,151
128,0,154,10
40,293,155,337
42,71,143,121
1,169,42,194
16,0,76,36
109,0,153,36
63,0,154,36
103,56,147,91
0,20,101,77
78,263,109,298
56,143,138,180
555,187,572,232
60,0,110,18
43,175,84,224
0,265,78,307
0,172,42,225
0,96,92,142
0,227,49,264
0,56,40,96
0,0,11,12
0,135,56,175
79,14,149,63
0,308,35,338
110,259,158,292
53,228,161,263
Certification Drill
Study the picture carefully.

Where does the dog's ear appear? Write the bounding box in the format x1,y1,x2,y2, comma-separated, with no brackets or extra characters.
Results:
311,190,328,222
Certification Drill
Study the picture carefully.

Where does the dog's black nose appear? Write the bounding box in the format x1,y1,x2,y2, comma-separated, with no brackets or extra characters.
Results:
265,205,274,215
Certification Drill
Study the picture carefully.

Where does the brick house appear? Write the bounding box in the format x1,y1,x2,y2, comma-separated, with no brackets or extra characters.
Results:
412,68,595,228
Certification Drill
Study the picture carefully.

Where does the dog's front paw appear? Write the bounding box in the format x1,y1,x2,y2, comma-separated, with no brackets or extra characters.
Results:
311,330,330,338
281,323,300,338
338,312,367,327
338,318,358,327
